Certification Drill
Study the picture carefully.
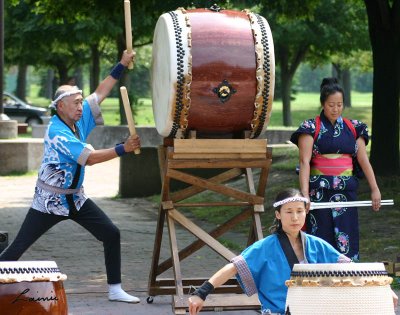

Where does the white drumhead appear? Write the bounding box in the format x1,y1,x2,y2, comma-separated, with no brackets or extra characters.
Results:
0,261,67,283
151,10,191,137
286,263,394,315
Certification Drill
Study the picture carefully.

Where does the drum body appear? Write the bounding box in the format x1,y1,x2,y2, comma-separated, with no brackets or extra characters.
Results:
152,8,275,138
0,261,68,315
285,263,395,315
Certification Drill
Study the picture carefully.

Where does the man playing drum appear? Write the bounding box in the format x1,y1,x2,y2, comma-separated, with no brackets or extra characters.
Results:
0,50,141,304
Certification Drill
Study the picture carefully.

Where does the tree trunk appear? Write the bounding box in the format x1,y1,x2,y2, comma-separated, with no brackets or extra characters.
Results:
56,64,69,87
90,44,100,92
73,67,83,90
278,44,308,126
279,46,293,127
16,63,27,101
332,63,342,79
364,0,400,175
281,70,293,126
45,69,54,99
342,69,351,108
332,64,351,107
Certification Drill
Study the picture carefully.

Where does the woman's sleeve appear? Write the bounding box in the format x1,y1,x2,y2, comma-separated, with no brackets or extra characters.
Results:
290,118,316,146
231,255,258,296
230,240,267,297
351,119,369,145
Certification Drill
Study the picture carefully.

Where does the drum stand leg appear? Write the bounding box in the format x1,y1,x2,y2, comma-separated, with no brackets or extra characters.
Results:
147,140,272,314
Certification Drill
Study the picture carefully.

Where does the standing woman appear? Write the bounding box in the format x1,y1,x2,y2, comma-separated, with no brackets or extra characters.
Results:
290,77,381,261
188,188,351,315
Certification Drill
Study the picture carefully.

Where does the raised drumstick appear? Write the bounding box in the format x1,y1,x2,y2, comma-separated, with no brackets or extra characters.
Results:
120,86,140,154
124,0,134,70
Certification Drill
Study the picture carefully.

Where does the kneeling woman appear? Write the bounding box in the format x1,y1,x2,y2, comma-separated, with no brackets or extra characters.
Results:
188,188,351,315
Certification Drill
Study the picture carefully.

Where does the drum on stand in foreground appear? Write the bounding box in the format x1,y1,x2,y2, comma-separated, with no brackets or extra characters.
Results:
285,263,395,315
0,261,68,315
151,6,275,139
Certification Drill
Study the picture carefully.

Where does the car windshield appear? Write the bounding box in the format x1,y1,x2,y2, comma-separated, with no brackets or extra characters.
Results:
3,95,18,107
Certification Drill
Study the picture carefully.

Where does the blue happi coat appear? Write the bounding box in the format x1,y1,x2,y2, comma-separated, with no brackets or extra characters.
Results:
31,93,104,216
231,231,349,314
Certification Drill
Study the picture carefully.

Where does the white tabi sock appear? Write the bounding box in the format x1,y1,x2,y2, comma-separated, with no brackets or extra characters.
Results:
108,283,140,303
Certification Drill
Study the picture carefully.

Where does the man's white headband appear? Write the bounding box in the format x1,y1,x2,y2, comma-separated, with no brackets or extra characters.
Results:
273,196,309,208
49,88,82,109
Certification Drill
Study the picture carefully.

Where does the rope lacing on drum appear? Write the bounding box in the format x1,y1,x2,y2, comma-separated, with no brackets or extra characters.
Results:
253,13,271,138
245,10,273,138
290,270,389,277
0,267,61,274
167,10,192,138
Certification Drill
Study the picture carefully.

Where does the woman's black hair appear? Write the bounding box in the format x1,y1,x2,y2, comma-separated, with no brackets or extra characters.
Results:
269,188,306,234
319,77,344,106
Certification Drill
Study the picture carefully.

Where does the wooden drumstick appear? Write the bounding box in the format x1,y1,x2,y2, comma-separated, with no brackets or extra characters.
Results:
120,86,140,154
124,0,134,70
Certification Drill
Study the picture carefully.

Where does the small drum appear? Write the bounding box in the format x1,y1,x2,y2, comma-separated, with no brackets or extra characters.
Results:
152,6,275,138
0,261,68,315
285,263,395,315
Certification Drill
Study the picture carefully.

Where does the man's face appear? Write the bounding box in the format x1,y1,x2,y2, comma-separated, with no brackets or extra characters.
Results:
59,93,83,122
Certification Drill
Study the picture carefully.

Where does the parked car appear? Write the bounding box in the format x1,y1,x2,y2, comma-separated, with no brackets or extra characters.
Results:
2,91,51,126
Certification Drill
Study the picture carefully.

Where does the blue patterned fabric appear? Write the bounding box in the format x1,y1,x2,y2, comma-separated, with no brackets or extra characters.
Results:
232,232,344,314
31,93,104,216
290,110,370,261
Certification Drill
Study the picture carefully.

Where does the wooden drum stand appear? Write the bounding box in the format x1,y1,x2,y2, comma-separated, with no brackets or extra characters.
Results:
147,135,272,314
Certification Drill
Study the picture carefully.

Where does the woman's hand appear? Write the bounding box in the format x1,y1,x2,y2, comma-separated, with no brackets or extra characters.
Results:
392,289,398,311
371,187,381,211
188,295,204,315
356,137,381,212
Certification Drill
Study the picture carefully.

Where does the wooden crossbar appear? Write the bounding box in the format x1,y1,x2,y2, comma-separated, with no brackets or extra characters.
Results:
174,139,267,154
167,169,264,205
155,208,253,275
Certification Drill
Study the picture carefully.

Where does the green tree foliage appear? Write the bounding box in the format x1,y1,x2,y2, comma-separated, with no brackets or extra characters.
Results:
6,0,257,122
258,0,369,125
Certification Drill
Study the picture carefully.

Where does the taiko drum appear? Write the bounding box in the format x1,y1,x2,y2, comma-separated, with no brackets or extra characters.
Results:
0,261,68,315
285,263,395,315
152,7,275,138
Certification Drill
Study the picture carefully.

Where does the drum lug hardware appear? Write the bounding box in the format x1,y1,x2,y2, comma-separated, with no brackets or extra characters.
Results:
208,4,222,12
213,79,236,103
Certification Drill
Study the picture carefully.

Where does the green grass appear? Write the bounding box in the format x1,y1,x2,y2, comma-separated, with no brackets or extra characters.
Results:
269,91,373,128
26,88,373,128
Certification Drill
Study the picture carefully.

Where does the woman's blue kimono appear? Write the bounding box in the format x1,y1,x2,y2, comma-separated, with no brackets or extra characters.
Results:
231,231,349,315
290,111,369,261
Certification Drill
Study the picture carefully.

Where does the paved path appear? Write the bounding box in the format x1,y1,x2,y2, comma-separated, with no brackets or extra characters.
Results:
0,159,398,314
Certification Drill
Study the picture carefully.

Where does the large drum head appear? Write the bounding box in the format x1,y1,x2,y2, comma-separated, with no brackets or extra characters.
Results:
152,8,275,138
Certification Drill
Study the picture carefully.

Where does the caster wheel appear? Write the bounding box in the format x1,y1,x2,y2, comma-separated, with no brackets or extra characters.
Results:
146,296,154,304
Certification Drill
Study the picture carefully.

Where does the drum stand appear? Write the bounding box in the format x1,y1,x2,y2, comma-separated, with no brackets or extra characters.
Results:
147,135,272,314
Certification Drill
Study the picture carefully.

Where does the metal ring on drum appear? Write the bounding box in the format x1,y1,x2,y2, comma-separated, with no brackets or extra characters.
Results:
151,7,275,139
0,261,68,315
